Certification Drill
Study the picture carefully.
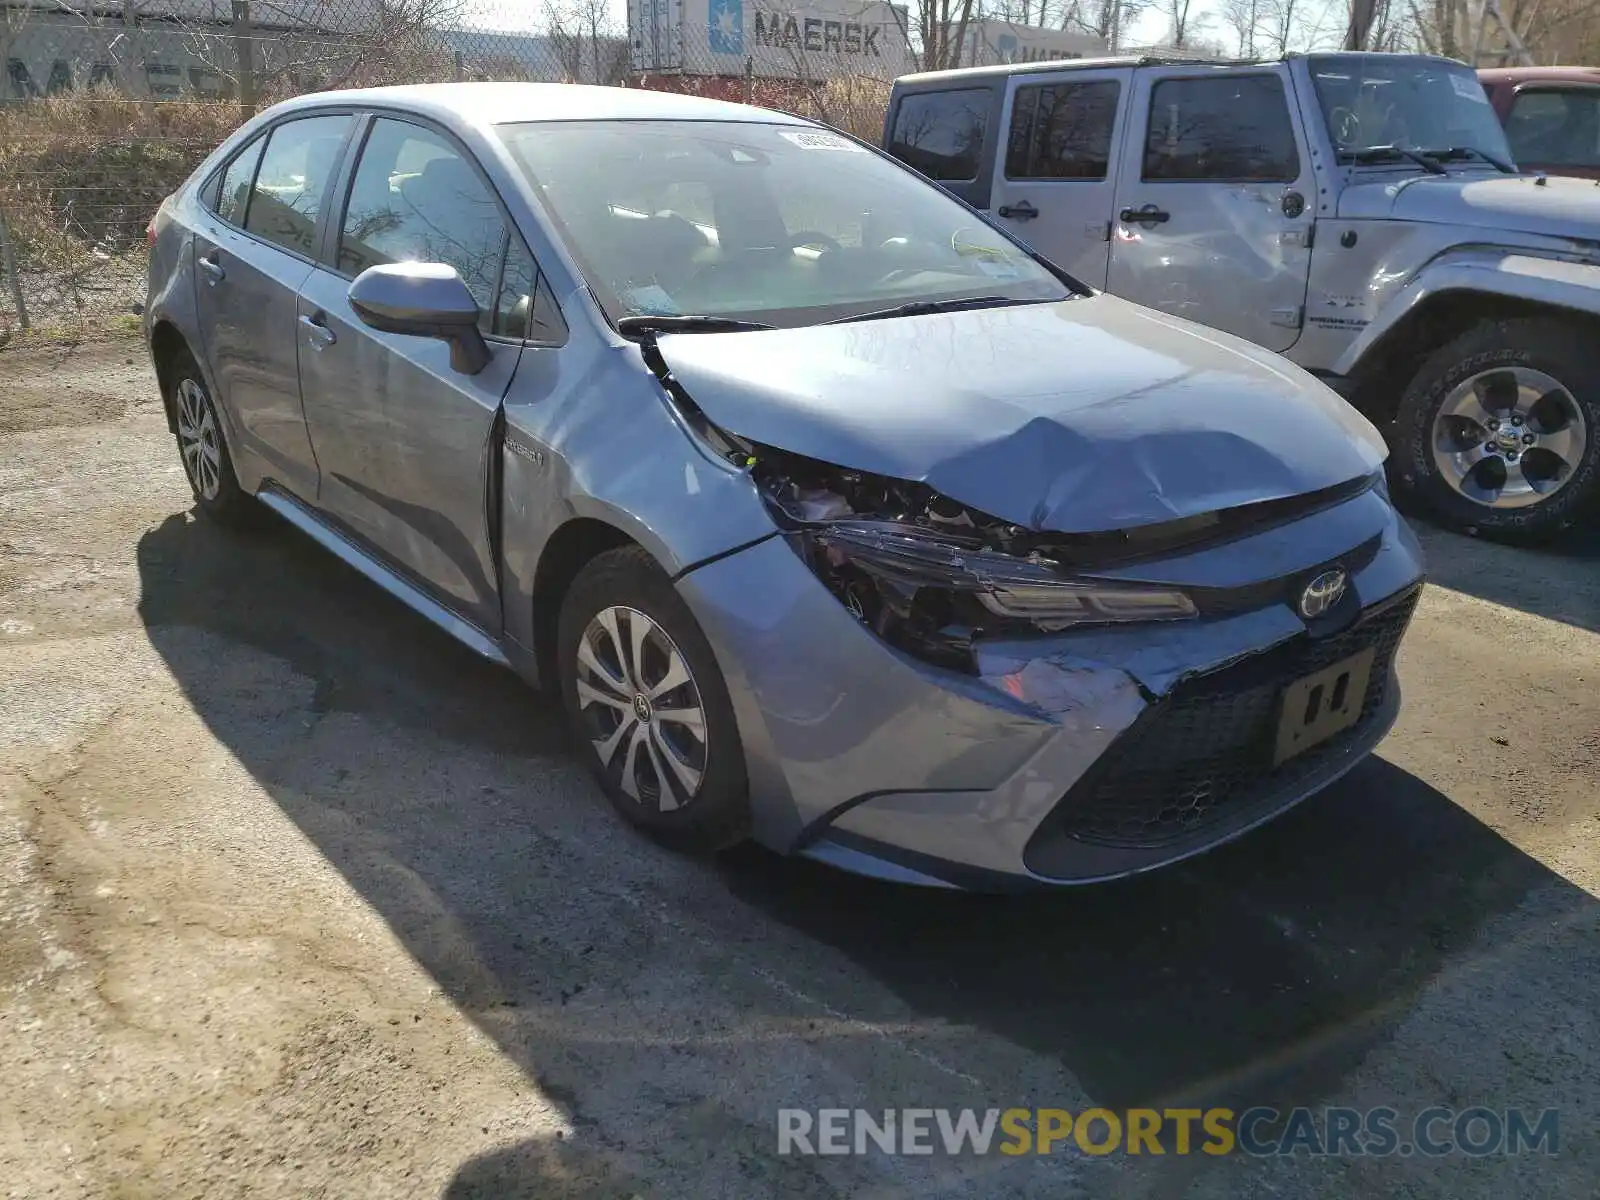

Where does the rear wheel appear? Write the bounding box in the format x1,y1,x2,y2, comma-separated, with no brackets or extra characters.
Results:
167,353,253,525
1393,318,1600,542
556,546,750,852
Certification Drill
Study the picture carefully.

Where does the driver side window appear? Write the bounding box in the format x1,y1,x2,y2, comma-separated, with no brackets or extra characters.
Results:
339,118,507,333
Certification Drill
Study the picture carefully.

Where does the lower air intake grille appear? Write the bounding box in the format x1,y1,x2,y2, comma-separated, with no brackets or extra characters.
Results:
1047,588,1420,850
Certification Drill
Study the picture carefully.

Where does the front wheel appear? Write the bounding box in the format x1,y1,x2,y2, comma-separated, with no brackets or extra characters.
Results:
1392,318,1600,543
556,546,750,852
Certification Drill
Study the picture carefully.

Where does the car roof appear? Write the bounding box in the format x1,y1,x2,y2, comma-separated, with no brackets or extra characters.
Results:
266,81,811,128
892,50,1468,87
1477,65,1600,85
893,54,1233,86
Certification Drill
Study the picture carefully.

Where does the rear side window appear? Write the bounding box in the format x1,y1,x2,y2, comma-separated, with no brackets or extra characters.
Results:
1006,80,1120,180
243,114,353,256
888,88,991,182
1143,75,1299,182
214,135,264,226
339,118,507,332
1505,88,1600,166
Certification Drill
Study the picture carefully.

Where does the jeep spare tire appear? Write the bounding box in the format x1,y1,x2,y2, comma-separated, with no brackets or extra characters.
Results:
1394,317,1600,543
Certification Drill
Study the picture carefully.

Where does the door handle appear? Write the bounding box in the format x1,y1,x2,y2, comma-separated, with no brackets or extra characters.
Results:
299,313,336,349
997,200,1038,221
198,254,225,283
1119,205,1171,225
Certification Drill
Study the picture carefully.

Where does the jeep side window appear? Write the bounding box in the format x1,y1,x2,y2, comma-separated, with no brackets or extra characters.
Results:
1142,75,1299,182
889,89,990,183
1006,80,1120,180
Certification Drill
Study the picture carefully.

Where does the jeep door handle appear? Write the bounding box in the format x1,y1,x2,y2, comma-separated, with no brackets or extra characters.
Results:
299,313,336,349
997,200,1038,221
198,253,225,283
1120,205,1171,225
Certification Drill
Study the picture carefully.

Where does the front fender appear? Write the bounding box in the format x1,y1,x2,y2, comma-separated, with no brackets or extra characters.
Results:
1335,249,1600,377
497,329,780,668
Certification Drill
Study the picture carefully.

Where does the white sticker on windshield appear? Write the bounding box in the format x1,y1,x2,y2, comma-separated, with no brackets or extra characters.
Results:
1450,73,1489,103
625,285,681,315
779,129,869,152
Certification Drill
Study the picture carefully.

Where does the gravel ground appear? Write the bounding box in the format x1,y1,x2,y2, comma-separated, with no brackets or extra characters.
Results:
1,343,1596,1199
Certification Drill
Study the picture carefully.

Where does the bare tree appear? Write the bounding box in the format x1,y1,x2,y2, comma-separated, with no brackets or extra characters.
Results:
1260,0,1301,53
1062,0,1153,49
1218,0,1265,53
917,0,980,70
981,0,1078,25
544,0,629,85
1407,0,1600,62
172,0,464,103
1166,0,1200,44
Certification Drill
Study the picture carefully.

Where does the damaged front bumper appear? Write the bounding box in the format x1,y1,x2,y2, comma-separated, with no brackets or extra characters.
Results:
673,489,1426,890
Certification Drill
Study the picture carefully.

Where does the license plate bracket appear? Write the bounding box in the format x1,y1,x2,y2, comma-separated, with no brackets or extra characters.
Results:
1273,647,1376,766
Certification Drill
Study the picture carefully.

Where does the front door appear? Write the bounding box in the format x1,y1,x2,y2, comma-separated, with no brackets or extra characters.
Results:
296,115,529,637
1107,66,1314,353
190,112,354,499
990,68,1131,288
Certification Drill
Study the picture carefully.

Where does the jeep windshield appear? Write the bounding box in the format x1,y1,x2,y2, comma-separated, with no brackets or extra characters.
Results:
1309,53,1515,173
496,120,1072,329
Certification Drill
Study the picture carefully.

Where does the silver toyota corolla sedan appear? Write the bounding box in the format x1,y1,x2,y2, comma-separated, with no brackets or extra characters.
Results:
143,83,1426,889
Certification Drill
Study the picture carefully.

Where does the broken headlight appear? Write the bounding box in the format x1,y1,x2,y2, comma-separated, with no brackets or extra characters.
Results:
813,521,1194,628
747,446,1197,672
796,521,1195,673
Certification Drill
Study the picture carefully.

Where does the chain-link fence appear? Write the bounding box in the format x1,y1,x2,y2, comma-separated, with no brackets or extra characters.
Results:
0,1,1105,343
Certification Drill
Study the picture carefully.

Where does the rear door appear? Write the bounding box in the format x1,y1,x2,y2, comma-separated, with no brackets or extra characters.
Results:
989,67,1131,288
296,114,563,637
1106,65,1314,352
190,112,354,500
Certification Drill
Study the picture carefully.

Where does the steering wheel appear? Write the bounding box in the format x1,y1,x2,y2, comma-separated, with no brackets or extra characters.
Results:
1330,106,1362,149
789,230,844,255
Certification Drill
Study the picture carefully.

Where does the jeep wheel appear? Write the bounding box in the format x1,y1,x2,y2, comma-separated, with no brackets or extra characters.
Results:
1394,318,1600,543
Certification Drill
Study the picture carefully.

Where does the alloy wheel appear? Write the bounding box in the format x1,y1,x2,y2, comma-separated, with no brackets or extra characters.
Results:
1431,366,1588,509
175,377,223,501
575,605,709,812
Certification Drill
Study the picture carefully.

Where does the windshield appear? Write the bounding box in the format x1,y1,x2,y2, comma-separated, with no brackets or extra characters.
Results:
1309,54,1514,167
496,120,1070,328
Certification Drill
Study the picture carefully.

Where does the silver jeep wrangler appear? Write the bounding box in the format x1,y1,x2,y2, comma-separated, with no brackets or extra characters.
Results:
885,51,1600,542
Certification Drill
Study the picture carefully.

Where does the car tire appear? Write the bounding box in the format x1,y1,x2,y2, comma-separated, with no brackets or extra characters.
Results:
556,545,751,852
1393,317,1600,543
166,351,254,525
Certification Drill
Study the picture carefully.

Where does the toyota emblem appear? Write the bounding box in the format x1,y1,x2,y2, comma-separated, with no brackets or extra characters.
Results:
1299,568,1348,620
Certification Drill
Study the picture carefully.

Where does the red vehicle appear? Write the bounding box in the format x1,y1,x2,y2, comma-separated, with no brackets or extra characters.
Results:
1479,65,1600,178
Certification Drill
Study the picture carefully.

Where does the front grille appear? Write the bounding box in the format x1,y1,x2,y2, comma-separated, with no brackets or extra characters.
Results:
1044,588,1420,850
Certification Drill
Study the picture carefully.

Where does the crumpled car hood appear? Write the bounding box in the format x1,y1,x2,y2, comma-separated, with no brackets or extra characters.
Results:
655,295,1387,534
1337,171,1600,238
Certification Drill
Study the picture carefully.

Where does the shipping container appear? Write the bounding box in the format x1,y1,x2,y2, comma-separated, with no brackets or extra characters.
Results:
628,0,915,80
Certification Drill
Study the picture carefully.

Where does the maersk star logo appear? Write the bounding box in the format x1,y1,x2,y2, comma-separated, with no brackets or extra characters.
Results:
709,0,744,54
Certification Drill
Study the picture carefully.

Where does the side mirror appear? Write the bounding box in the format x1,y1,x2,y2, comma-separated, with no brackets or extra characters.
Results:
347,262,491,375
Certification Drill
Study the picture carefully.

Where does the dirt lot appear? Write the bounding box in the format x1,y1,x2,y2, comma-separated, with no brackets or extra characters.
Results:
1,342,1597,1199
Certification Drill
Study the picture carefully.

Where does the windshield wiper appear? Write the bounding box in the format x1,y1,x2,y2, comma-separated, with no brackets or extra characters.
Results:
1339,144,1447,175
616,314,775,338
825,295,1048,326
1416,145,1517,174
